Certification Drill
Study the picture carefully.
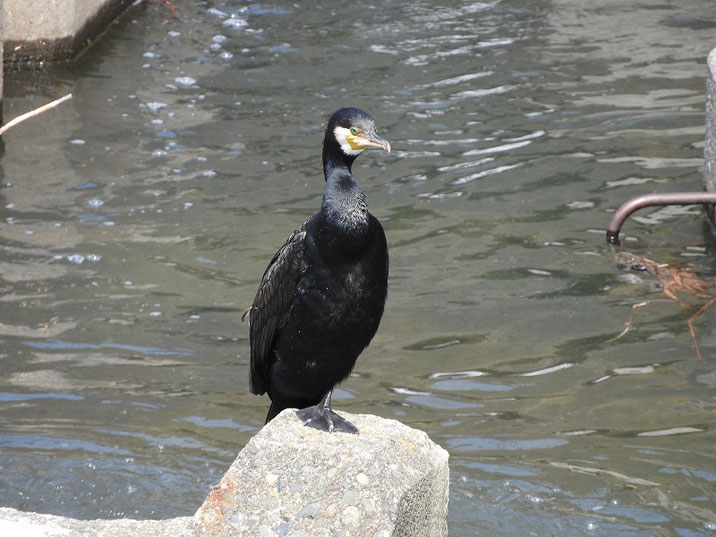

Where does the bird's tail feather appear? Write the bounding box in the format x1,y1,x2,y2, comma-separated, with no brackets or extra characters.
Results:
265,401,281,424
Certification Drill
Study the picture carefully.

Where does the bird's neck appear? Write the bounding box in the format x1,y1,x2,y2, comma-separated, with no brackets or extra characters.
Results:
322,136,357,178
321,168,369,234
318,135,371,261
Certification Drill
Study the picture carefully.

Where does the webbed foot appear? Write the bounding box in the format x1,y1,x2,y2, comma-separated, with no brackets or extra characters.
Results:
295,390,358,434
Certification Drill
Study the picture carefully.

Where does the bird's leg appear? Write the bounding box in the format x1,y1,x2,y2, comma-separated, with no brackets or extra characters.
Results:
295,390,358,434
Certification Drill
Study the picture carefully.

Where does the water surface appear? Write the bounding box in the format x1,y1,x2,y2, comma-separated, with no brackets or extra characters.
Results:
0,1,714,535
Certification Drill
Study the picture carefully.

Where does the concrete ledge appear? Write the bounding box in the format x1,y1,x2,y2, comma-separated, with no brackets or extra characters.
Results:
704,47,716,228
195,410,449,537
0,508,193,537
3,0,135,63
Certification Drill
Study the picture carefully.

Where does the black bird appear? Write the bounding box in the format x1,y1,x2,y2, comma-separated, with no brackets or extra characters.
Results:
245,107,391,434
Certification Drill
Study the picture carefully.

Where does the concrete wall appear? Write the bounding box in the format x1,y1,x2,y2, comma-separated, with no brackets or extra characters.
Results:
706,48,716,193
2,0,134,63
704,48,716,228
4,0,105,42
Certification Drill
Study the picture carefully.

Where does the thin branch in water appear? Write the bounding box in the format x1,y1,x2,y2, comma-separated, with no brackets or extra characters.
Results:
0,93,73,136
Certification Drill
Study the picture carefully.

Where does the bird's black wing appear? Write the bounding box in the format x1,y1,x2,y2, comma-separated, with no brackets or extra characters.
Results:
246,223,309,395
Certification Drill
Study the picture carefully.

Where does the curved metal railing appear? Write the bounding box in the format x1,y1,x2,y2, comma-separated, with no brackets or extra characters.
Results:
606,192,716,245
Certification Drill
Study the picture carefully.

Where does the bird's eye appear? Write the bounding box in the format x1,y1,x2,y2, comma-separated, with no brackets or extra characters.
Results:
350,128,358,136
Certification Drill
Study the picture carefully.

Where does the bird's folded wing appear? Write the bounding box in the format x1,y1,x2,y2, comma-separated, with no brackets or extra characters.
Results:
248,223,309,395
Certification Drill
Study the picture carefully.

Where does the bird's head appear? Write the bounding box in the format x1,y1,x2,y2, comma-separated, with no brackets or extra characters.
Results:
327,107,391,157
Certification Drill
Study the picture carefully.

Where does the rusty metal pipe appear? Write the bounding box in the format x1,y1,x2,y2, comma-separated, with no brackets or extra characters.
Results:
606,191,716,245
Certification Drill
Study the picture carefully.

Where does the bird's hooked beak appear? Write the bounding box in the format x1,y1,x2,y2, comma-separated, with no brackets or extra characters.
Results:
361,131,391,153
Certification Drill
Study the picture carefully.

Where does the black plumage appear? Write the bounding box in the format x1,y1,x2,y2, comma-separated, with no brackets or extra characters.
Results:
246,107,391,434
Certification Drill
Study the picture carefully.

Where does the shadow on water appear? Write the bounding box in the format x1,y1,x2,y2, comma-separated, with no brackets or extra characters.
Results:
0,0,715,534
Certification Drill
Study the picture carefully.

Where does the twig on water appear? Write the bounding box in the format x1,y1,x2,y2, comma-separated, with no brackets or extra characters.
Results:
0,93,73,137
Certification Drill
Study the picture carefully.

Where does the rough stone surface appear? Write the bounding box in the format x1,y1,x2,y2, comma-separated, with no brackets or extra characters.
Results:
3,0,135,62
0,508,193,537
705,47,716,227
195,410,450,537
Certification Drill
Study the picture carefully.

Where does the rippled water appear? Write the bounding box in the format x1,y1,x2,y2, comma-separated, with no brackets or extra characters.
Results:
1,0,715,535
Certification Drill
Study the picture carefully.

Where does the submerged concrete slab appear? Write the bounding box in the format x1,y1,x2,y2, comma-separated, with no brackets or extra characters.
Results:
3,0,135,62
0,508,193,537
195,410,450,537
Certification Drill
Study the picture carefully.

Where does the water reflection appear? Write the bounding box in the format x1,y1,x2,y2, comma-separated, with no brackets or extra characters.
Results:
0,0,714,534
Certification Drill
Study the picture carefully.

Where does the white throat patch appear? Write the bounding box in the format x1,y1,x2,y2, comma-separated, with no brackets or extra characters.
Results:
333,126,363,156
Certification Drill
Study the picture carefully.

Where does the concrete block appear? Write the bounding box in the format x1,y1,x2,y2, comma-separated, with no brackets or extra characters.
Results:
3,0,135,62
195,410,450,537
0,507,194,537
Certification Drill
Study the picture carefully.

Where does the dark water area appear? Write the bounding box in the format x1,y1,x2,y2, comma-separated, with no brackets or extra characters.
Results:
0,0,715,535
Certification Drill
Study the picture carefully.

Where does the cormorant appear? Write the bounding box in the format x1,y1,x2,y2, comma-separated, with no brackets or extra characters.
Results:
245,107,391,434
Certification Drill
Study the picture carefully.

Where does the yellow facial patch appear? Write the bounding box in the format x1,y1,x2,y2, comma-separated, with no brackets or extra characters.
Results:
334,126,365,156
346,131,370,151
